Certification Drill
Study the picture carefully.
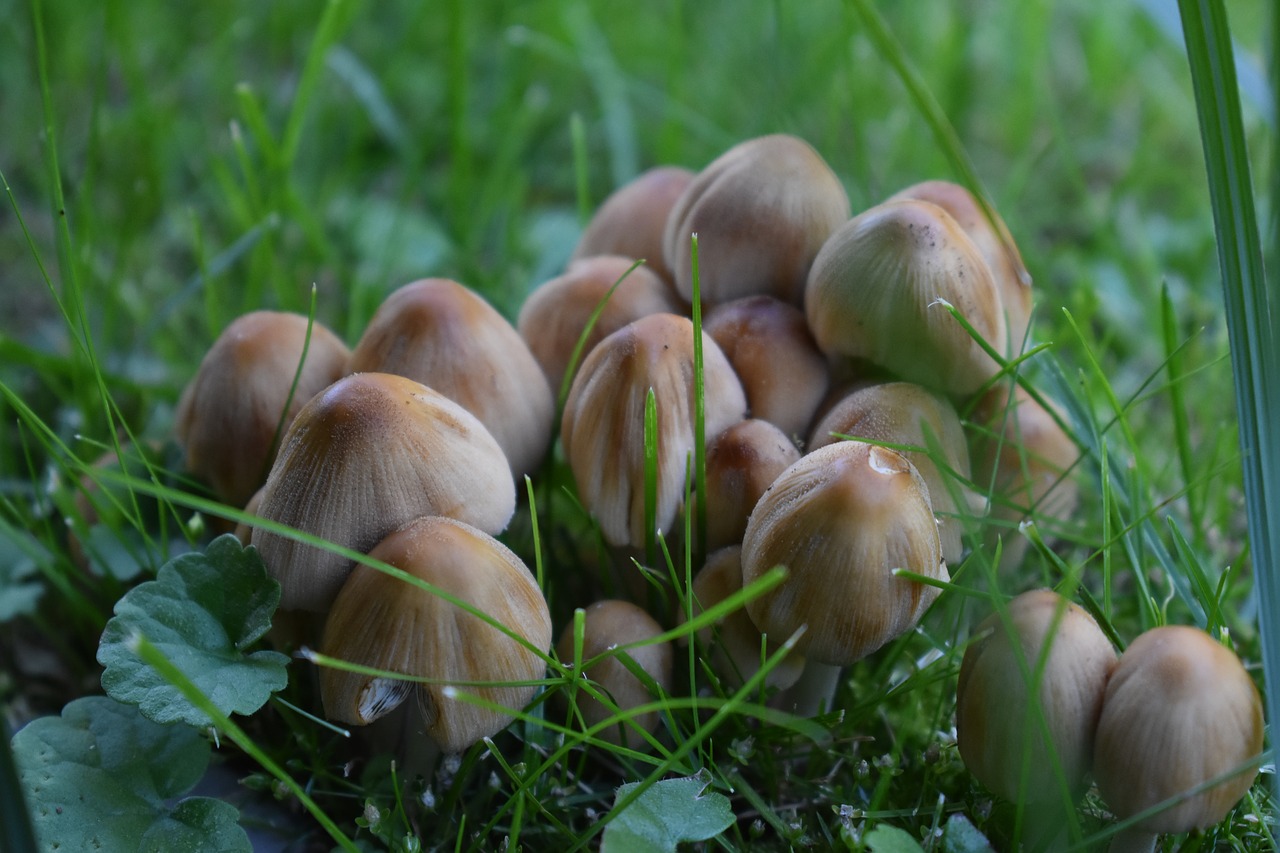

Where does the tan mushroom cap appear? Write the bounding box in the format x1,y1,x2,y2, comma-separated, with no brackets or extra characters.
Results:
955,589,1117,805
685,545,805,692
1093,625,1263,835
805,199,1008,397
560,313,747,549
809,381,972,564
663,134,851,306
319,516,552,754
516,255,684,393
571,166,695,285
688,418,801,552
175,310,351,508
555,599,673,748
741,441,947,665
349,278,555,479
703,295,830,442
887,180,1032,353
250,372,516,612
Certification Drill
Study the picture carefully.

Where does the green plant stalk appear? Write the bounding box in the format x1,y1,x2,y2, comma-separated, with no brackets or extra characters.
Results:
1178,0,1280,797
127,632,358,852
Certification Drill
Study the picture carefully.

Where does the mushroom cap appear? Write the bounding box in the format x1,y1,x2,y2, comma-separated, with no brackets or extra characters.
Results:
809,381,972,564
703,295,831,442
348,278,555,479
175,310,351,508
887,180,1032,353
663,134,851,306
250,372,516,612
686,545,805,692
1093,625,1263,834
741,440,947,665
804,199,1008,397
560,313,747,549
555,599,673,748
318,516,552,754
689,418,801,552
516,255,684,392
955,589,1117,805
571,166,695,285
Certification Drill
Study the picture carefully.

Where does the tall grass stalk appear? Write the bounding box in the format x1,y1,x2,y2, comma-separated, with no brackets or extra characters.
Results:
1178,0,1280,794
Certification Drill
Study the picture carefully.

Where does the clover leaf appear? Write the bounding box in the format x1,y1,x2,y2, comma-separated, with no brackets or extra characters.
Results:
98,534,289,727
601,771,734,852
12,695,250,852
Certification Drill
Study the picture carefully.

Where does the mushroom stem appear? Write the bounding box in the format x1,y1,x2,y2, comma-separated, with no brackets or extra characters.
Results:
773,660,842,717
359,702,444,782
1106,827,1156,853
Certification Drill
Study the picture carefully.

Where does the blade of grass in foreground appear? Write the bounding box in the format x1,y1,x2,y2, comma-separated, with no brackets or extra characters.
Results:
1178,0,1280,797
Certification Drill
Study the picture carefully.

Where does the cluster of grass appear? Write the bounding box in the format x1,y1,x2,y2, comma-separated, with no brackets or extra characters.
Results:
2,0,1277,849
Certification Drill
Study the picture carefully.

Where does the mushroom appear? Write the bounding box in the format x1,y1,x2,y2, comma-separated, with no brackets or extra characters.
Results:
969,383,1080,569
250,372,515,613
1092,625,1263,853
560,313,746,550
887,180,1032,353
687,418,800,552
663,134,851,307
702,295,830,443
809,381,973,564
683,545,805,693
955,589,1116,844
175,310,350,509
319,515,552,756
741,440,947,713
570,166,695,286
804,199,1008,397
555,599,673,749
516,255,684,393
348,278,555,479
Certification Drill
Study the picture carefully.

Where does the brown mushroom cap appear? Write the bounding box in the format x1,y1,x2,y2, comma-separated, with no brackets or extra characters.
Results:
809,381,972,564
571,166,695,285
555,599,673,748
319,516,552,754
688,418,801,552
663,134,851,306
955,589,1117,805
348,278,555,479
175,310,351,508
516,255,684,392
250,372,516,612
685,545,805,692
703,295,831,442
804,199,1008,397
560,313,747,549
887,180,1032,353
1093,625,1263,835
741,440,947,665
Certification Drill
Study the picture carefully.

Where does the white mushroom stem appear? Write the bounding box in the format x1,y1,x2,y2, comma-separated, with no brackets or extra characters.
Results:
772,660,842,717
359,702,443,783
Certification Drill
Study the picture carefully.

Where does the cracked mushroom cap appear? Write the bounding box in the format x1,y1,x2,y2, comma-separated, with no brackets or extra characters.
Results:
175,310,350,508
741,440,947,665
809,381,972,564
955,589,1117,805
1093,625,1263,836
319,515,552,754
663,134,851,306
560,313,746,549
250,372,516,612
804,199,1007,397
348,278,555,479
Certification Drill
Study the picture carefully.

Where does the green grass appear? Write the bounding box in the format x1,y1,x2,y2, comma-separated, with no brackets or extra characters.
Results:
1,0,1276,850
